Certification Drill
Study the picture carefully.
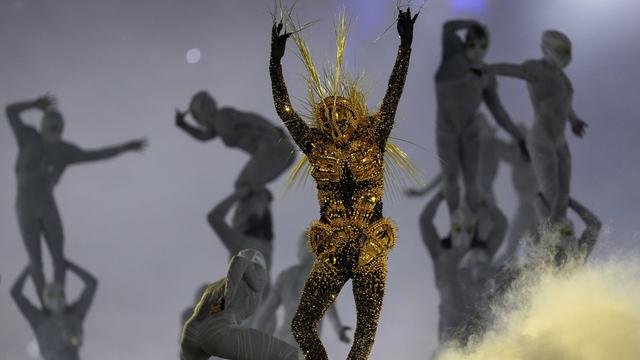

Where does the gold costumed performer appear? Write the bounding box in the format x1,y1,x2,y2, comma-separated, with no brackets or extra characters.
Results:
269,8,419,360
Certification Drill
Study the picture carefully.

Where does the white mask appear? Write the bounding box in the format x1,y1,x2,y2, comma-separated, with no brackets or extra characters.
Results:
542,30,572,69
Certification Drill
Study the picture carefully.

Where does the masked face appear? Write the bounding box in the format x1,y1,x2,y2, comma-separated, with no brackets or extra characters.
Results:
42,282,66,313
464,25,489,62
41,111,64,143
189,91,218,128
465,36,488,62
555,218,577,248
451,206,477,249
542,30,572,69
317,97,359,145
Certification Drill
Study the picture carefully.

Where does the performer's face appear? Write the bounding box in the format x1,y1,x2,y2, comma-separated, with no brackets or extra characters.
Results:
465,33,489,62
42,282,66,313
189,91,217,128
451,207,477,249
318,97,358,144
542,31,572,69
41,111,64,143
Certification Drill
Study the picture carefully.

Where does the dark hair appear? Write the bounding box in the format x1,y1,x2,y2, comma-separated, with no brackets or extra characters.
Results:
242,209,273,242
465,24,489,44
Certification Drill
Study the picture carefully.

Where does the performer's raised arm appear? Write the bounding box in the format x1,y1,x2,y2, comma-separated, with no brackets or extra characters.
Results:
66,138,146,165
269,22,312,153
67,260,98,321
569,198,601,259
375,9,417,147
175,109,217,141
6,95,54,146
11,267,42,329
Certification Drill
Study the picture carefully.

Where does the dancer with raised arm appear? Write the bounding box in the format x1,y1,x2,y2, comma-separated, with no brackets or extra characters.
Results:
435,20,528,219
490,30,587,226
270,8,418,359
6,94,145,298
175,91,295,191
12,261,98,360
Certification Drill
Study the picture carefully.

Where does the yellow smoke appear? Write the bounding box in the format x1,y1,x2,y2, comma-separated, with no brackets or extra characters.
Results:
437,255,640,360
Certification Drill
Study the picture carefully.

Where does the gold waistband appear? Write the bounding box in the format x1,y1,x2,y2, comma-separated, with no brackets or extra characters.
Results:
307,218,396,267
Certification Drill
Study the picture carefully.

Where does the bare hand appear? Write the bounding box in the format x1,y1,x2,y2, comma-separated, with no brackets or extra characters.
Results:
572,119,588,138
125,138,148,152
397,7,419,47
338,326,352,343
34,93,57,110
271,21,291,61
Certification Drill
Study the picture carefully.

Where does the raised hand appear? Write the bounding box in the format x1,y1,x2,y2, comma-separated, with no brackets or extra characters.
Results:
271,21,291,61
572,119,588,138
175,108,187,126
34,93,57,110
124,138,148,152
397,7,419,47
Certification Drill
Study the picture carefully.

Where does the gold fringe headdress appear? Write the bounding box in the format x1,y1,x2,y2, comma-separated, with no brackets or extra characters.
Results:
283,10,425,197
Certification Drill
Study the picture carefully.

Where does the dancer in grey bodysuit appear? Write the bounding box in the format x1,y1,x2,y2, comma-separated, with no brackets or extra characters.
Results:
175,91,295,191
419,191,507,344
435,20,528,217
407,113,508,247
6,95,146,298
180,249,298,360
254,233,351,351
11,260,98,360
490,30,588,225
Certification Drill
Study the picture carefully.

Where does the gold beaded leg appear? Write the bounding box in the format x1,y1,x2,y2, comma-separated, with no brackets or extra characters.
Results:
292,257,349,360
348,252,388,360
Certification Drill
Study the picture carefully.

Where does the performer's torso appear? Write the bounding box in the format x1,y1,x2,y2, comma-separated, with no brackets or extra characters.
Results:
308,137,384,225
35,313,82,360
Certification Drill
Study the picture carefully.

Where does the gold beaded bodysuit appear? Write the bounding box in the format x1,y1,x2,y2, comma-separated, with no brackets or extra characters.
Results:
270,14,412,360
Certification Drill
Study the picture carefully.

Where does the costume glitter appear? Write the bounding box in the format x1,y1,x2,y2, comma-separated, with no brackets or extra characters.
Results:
269,9,418,360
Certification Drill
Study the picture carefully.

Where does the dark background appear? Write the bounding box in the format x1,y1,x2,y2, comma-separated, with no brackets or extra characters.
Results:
1,0,638,358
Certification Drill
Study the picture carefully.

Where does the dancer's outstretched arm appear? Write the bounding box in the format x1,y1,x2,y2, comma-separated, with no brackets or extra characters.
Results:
66,138,146,165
